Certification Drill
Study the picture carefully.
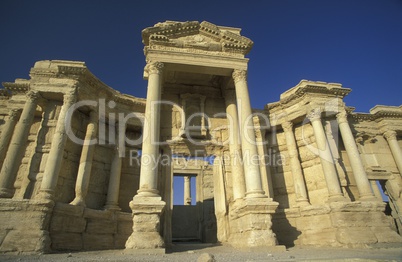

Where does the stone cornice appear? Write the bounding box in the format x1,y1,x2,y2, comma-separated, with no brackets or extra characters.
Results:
142,20,253,56
28,60,146,108
2,81,30,94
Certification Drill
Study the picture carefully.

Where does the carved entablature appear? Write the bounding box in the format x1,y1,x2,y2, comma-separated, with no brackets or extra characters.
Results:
2,81,30,95
142,20,253,56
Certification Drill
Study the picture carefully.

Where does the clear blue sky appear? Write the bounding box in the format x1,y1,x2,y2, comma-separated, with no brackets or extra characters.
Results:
1,0,401,112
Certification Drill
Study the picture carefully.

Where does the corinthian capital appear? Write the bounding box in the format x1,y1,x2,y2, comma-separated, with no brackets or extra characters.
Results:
336,110,348,124
8,109,21,120
145,61,164,75
281,121,293,132
384,130,397,141
26,91,40,101
307,108,321,122
232,69,247,83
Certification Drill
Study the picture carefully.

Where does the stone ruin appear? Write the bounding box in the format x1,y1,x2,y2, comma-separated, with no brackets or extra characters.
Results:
0,21,401,253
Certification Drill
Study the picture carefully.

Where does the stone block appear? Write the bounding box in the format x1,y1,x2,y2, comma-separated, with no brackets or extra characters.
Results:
86,219,117,234
330,211,386,228
51,232,83,251
370,227,402,243
50,215,86,233
83,233,114,250
299,228,339,247
0,230,49,253
296,214,332,231
117,220,133,234
336,227,377,244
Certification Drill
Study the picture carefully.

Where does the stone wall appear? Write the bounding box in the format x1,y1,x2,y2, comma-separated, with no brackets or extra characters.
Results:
49,203,132,251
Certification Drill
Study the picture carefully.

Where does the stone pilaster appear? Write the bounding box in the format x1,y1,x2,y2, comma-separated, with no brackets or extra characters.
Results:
104,146,123,210
0,91,39,198
37,92,76,199
126,61,166,250
336,111,376,201
224,89,246,200
232,69,265,198
307,108,345,202
384,130,402,175
0,109,20,166
255,124,274,198
70,110,98,206
282,121,310,206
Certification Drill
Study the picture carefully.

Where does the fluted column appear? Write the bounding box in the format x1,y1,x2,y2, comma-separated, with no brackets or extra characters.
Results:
37,92,76,199
70,110,98,206
384,130,402,174
307,108,345,202
137,61,164,197
224,89,246,200
104,146,123,210
0,109,21,166
282,121,310,206
0,91,39,198
233,69,265,198
336,111,375,201
184,176,191,205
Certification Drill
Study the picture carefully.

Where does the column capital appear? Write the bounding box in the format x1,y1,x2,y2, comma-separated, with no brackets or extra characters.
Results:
307,108,321,122
336,110,348,124
145,61,164,75
281,121,293,132
384,130,397,141
8,109,21,120
63,92,77,105
26,91,40,102
232,69,247,83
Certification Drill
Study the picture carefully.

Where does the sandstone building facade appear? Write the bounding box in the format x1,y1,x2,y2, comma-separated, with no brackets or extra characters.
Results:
0,21,401,253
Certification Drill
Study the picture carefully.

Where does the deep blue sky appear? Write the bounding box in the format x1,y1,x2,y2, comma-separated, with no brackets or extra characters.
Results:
0,0,401,112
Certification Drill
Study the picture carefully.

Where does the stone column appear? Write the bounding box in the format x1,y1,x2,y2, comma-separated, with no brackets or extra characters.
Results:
0,109,20,165
224,89,246,200
37,92,76,199
336,111,376,201
228,70,278,248
255,124,274,198
232,69,265,198
137,61,164,197
126,61,166,250
307,108,345,202
184,176,191,205
0,91,39,198
104,146,123,210
384,130,402,174
70,110,98,206
282,121,310,206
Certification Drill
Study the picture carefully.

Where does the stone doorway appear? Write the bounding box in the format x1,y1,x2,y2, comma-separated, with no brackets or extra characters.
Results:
172,174,200,241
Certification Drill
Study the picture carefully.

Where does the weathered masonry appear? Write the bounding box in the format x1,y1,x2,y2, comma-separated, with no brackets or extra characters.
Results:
0,21,401,253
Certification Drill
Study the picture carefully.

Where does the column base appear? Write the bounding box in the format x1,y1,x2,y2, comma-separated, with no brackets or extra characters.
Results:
70,197,86,207
358,194,379,202
245,189,266,198
35,189,54,200
104,203,121,211
228,198,279,248
0,188,13,198
295,199,310,207
125,195,166,250
327,194,349,203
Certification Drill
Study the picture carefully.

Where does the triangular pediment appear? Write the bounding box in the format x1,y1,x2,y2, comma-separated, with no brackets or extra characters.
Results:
142,21,253,56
